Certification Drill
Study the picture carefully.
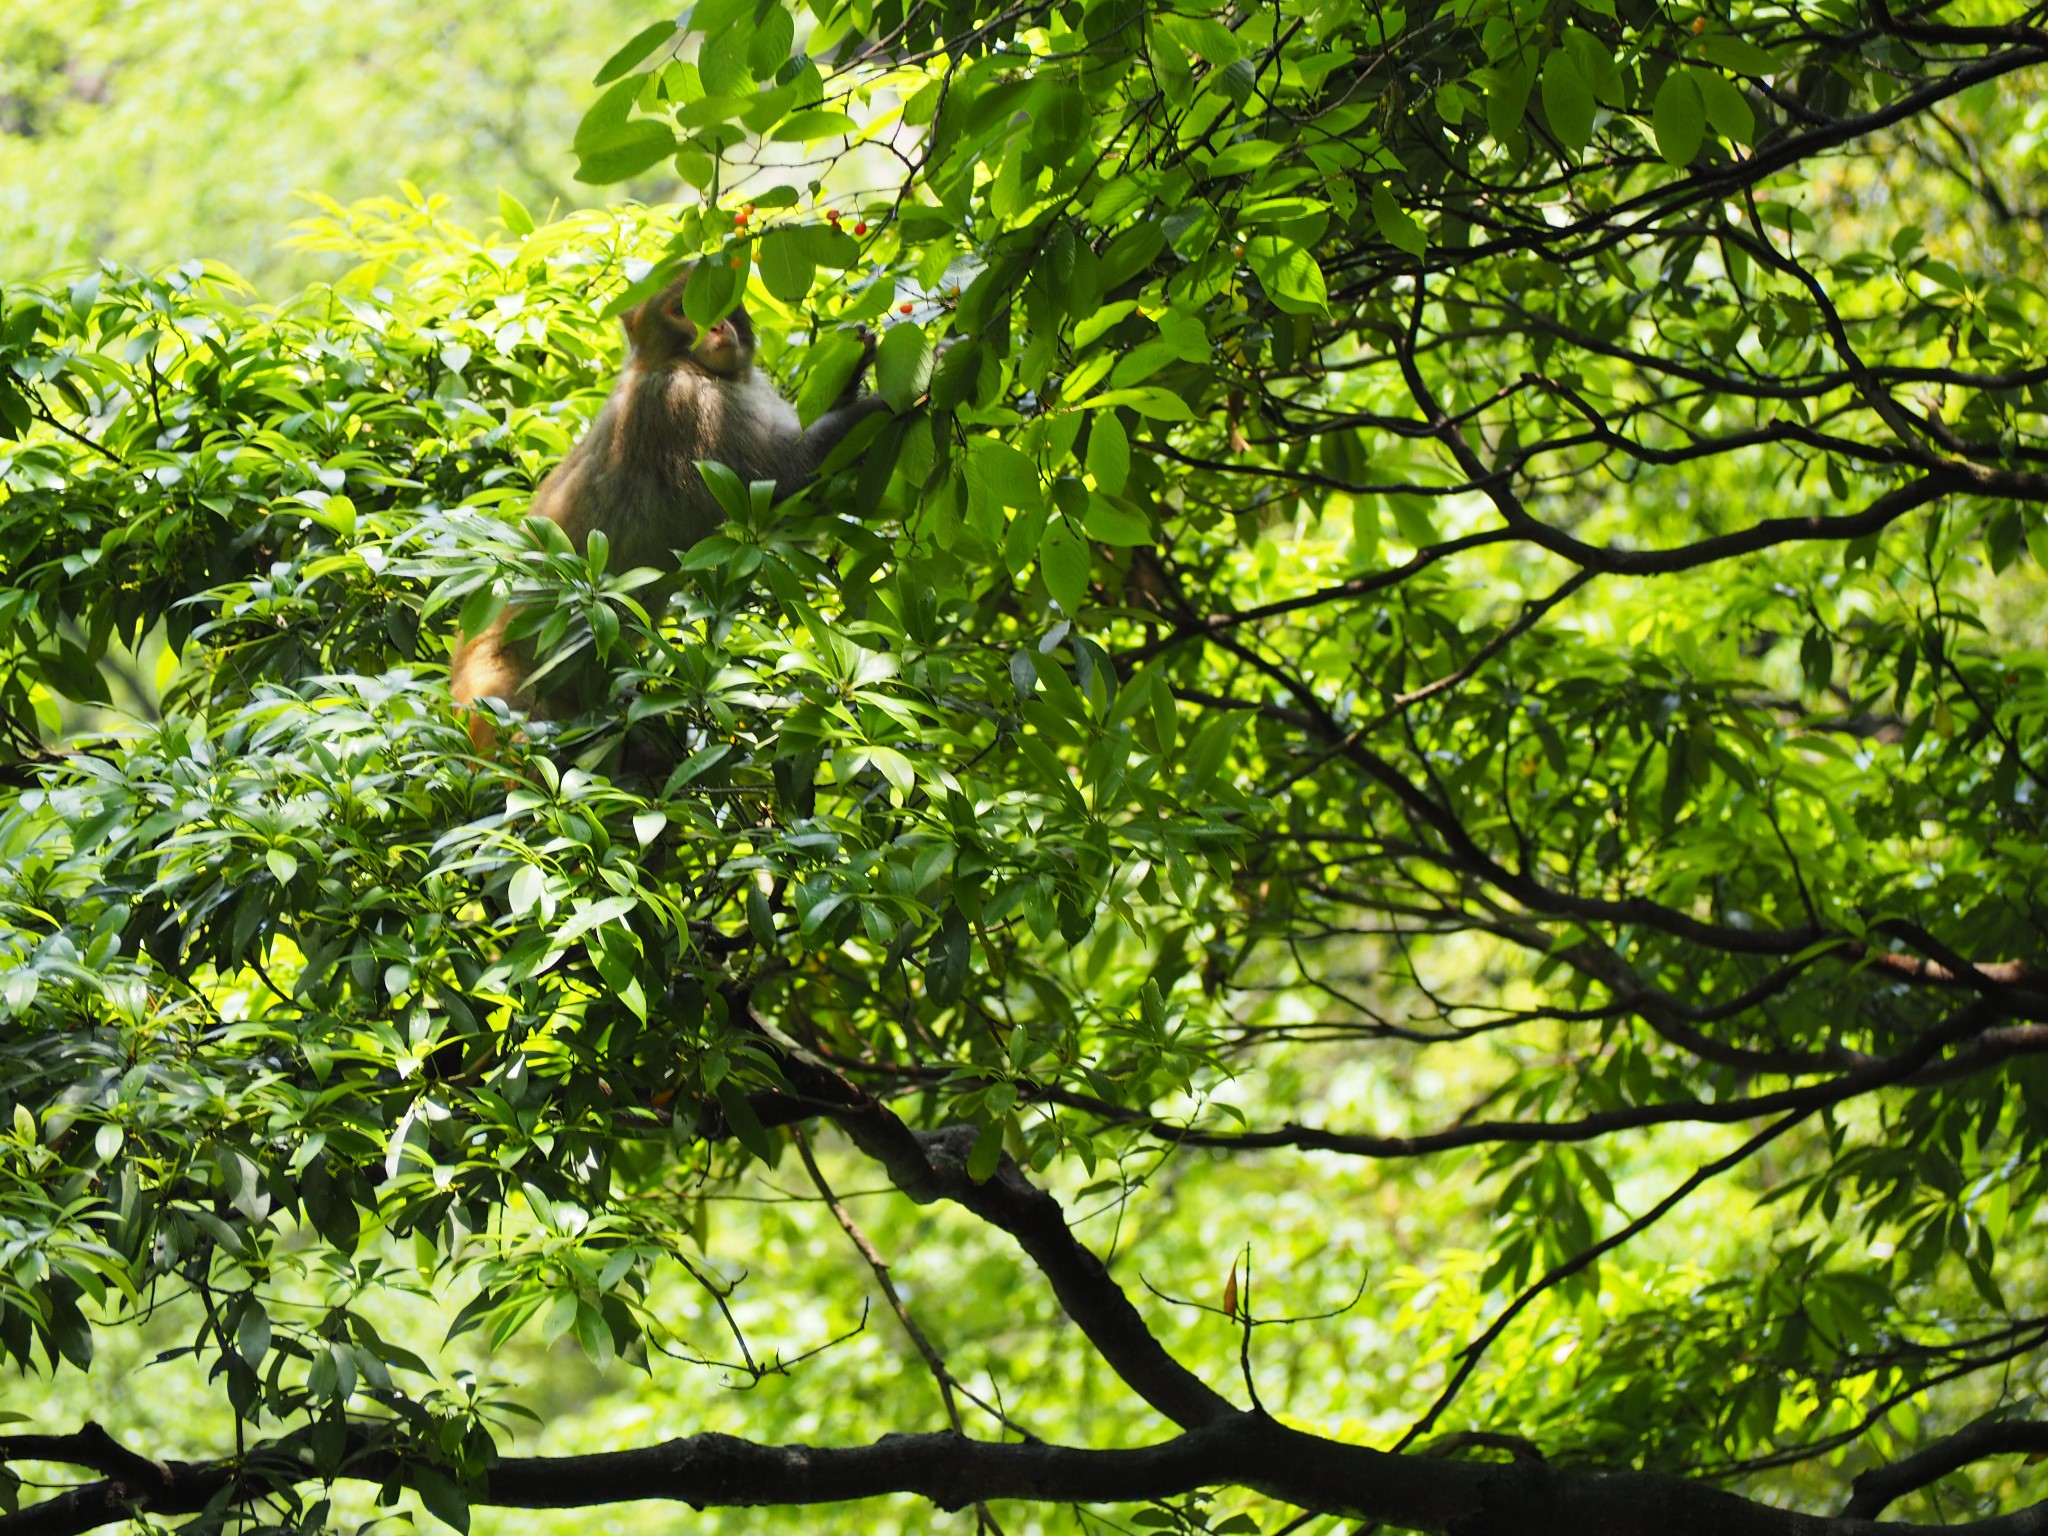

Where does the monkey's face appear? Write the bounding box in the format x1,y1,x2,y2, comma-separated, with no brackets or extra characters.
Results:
681,312,751,378
633,291,755,379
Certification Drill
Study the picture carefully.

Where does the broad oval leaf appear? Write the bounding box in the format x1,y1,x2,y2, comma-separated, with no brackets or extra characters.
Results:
1087,413,1130,494
875,320,934,412
575,120,680,185
1040,517,1091,611
1247,235,1332,312
772,110,860,143
1653,70,1706,167
756,229,817,303
1541,49,1595,153
593,20,677,86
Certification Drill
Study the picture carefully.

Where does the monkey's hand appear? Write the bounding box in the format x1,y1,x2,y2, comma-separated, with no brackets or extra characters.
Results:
836,325,878,406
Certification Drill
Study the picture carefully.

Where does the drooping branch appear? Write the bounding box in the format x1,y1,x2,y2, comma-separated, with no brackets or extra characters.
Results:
738,1000,1239,1429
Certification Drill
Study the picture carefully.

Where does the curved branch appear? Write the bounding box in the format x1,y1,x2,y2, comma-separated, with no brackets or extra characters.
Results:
739,1001,1238,1429
1843,1418,2048,1519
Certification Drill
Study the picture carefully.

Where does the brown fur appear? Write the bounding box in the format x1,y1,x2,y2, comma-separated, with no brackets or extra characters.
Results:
451,278,887,747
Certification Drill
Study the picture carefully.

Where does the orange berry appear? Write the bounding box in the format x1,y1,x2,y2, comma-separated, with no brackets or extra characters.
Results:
900,301,914,314
1691,14,1707,29
743,202,755,214
730,255,743,268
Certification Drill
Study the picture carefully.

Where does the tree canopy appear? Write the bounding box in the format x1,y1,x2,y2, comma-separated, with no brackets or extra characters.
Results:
3,0,2048,1533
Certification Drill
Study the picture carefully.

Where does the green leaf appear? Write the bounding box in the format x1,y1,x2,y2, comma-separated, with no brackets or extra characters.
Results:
772,110,860,143
1041,518,1090,610
1083,495,1151,546
497,190,536,235
675,147,717,189
874,321,933,412
1162,14,1244,63
1247,235,1332,311
929,338,984,411
747,7,794,77
1481,63,1534,143
1088,386,1192,421
794,330,866,426
0,379,29,441
1087,413,1130,495
747,884,777,947
1216,57,1257,106
717,1082,775,1161
1388,493,1437,548
593,20,677,86
968,437,1040,509
1149,38,1194,105
798,222,862,269
1541,49,1595,153
1031,83,1090,160
236,1303,270,1365
927,910,971,1003
1370,184,1426,258
756,228,816,303
967,1118,1005,1181
1098,222,1166,291
508,864,545,917
1696,72,1756,146
1653,70,1706,167
573,74,642,155
698,23,754,96
1697,35,1783,75
414,1468,471,1535
681,256,742,331
1207,139,1281,177
576,120,680,184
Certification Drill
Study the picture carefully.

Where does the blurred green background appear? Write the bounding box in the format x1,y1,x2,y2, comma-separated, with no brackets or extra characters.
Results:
0,0,674,291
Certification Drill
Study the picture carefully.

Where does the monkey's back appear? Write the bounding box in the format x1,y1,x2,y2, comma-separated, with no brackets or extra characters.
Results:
534,363,804,575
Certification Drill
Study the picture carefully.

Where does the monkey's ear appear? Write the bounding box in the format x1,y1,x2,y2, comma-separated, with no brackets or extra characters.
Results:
622,300,651,347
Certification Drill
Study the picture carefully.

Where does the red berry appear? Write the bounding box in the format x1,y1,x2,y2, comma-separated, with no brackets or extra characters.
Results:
854,220,868,235
900,301,914,314
826,208,840,221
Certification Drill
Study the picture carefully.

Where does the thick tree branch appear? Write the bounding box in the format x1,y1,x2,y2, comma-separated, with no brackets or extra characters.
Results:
1843,1419,2048,1519
14,1416,2048,1536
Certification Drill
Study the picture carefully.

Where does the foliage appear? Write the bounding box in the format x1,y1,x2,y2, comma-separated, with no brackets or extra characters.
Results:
5,0,2048,1532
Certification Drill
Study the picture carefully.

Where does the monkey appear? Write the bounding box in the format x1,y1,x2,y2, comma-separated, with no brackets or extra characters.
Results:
450,274,891,746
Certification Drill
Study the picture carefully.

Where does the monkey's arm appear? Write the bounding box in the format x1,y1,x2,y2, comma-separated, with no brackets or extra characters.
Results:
774,394,894,501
